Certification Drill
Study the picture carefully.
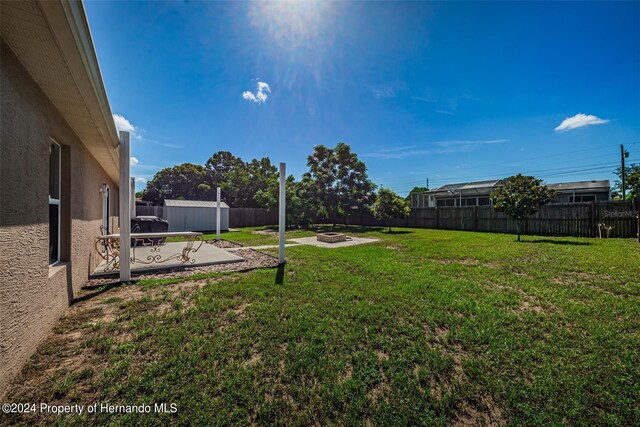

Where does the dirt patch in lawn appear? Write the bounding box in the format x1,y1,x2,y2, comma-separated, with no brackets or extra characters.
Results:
2,275,217,413
251,229,279,236
2,250,277,420
420,324,506,426
432,258,501,269
551,272,639,298
455,394,506,427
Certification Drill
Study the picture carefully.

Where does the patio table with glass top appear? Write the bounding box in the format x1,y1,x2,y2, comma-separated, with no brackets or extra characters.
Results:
95,231,204,272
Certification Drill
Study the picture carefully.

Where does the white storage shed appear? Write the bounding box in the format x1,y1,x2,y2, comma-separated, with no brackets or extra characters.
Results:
163,199,230,232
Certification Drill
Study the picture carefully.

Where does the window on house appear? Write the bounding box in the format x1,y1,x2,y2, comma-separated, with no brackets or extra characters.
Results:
49,140,61,265
569,194,596,203
478,197,491,206
437,198,455,207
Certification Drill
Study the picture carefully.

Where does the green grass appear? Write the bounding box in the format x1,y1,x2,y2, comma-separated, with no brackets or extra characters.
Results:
167,226,303,247
5,227,640,426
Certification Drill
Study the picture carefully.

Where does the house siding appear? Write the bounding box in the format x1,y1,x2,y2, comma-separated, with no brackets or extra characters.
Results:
0,42,118,395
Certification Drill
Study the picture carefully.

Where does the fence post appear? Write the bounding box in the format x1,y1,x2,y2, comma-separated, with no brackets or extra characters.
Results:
474,206,478,231
635,197,640,243
590,201,596,237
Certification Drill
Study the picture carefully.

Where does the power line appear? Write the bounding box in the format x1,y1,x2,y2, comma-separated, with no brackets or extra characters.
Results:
385,142,639,188
389,163,621,194
393,162,619,189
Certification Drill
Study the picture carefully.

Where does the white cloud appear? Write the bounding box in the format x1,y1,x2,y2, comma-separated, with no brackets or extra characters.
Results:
369,82,407,99
435,139,508,147
112,113,181,148
363,146,431,160
130,156,140,166
363,139,508,159
135,177,147,183
243,81,271,104
554,113,609,132
113,113,137,135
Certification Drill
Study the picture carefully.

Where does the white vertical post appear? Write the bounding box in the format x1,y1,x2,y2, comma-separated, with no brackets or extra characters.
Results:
216,187,221,240
118,131,131,281
100,184,109,232
279,162,286,264
130,177,136,218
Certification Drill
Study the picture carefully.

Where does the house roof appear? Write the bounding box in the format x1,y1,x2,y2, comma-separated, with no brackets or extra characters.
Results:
415,179,611,197
1,0,119,183
164,200,230,208
437,180,502,192
546,180,610,192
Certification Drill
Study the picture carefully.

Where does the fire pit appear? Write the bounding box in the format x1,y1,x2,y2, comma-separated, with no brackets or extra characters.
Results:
317,232,348,243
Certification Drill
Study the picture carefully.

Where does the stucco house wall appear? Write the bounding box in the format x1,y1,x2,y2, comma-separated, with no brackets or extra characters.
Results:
0,41,118,394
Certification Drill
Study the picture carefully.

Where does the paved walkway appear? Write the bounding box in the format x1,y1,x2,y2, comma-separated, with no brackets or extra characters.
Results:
233,236,380,251
93,242,244,276
227,243,300,251
290,236,379,248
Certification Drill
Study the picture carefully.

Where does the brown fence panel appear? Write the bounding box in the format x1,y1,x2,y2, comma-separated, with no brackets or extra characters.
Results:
228,208,278,228
137,202,637,237
595,201,638,238
476,206,518,234
405,201,636,238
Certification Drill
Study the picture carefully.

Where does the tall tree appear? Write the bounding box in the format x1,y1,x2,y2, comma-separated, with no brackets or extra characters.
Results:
614,163,640,199
253,175,309,227
140,163,213,205
204,152,280,208
204,151,244,201
226,157,279,208
371,188,410,232
303,143,375,223
490,174,556,241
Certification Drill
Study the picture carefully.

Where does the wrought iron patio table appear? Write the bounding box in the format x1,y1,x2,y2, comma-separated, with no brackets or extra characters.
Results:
95,232,204,272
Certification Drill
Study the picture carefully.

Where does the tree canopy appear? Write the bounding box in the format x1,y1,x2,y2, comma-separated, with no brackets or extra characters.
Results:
371,188,410,231
139,145,377,222
139,163,213,205
614,163,640,199
490,174,556,241
223,157,279,208
301,143,376,222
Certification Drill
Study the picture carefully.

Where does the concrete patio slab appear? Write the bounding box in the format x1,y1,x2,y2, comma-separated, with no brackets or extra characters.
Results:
92,242,244,276
289,236,380,248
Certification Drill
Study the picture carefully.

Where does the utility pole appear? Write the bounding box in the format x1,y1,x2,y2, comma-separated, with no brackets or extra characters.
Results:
621,144,629,200
426,177,429,190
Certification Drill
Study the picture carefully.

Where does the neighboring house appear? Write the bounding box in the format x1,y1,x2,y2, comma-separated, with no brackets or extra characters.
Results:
411,179,611,208
547,180,611,203
164,199,230,232
1,0,120,394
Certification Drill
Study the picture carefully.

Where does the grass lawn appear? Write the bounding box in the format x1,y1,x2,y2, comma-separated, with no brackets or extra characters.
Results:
166,226,300,247
4,227,639,426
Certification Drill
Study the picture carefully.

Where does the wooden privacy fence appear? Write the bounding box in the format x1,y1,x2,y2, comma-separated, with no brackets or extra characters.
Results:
136,206,278,228
137,201,640,238
228,208,278,228
331,200,639,238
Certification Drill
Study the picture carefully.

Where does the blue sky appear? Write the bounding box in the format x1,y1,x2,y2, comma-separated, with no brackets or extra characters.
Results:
85,1,640,195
